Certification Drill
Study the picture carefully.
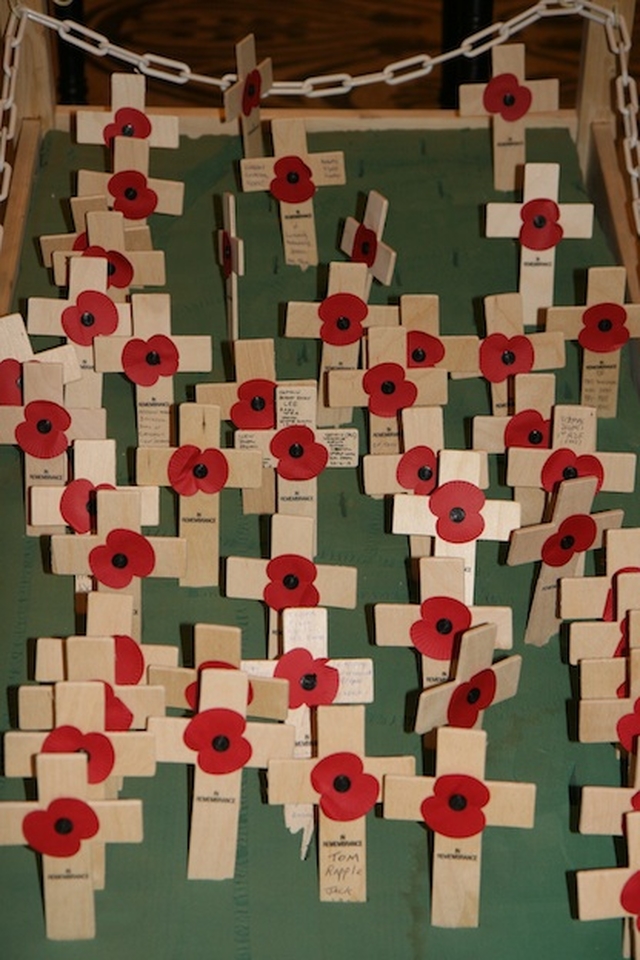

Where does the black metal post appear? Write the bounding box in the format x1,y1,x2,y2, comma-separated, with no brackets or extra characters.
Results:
439,0,494,109
54,0,88,104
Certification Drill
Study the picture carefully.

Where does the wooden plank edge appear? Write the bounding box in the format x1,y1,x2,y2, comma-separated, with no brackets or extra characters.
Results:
0,118,41,316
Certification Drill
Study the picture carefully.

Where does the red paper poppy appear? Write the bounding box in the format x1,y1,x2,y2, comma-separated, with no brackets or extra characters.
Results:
317,292,368,347
310,751,379,821
183,707,252,774
103,681,134,731
621,870,640,931
396,445,438,495
270,425,328,481
242,69,262,116
61,290,119,347
167,445,229,496
363,362,418,418
15,400,71,459
351,223,377,268
482,72,532,122
121,334,179,387
429,480,486,544
479,333,535,383
519,198,563,251
89,528,156,589
60,479,116,535
578,302,630,354
409,595,472,660
219,230,233,279
82,245,134,289
406,330,446,369
73,231,89,252
42,725,115,785
447,668,497,727
108,170,158,220
114,635,145,685
420,773,490,838
602,566,640,622
541,514,597,568
269,155,316,205
184,660,254,712
0,358,22,405
22,797,99,858
263,554,320,612
540,448,604,494
103,106,152,146
274,647,340,709
230,378,277,429
617,699,640,753
503,409,551,449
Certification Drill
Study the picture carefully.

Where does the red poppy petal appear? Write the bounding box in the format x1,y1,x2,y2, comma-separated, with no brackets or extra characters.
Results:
579,302,630,354
167,445,229,496
242,70,262,116
519,199,563,251
15,400,70,459
114,634,145,685
420,773,489,838
23,798,99,857
184,707,253,774
311,752,379,821
410,596,472,660
60,478,95,534
270,156,316,204
363,362,417,418
351,223,378,267
396,445,438,495
104,107,152,145
89,528,156,589
0,358,22,405
263,554,319,611
274,648,340,708
482,73,532,121
318,292,368,347
121,335,179,387
81,246,135,290
42,726,116,785
479,333,535,383
447,669,497,727
503,409,551,449
231,378,277,429
406,331,446,369
540,449,604,494
61,290,119,347
621,870,640,920
270,425,328,481
541,514,597,567
429,480,486,544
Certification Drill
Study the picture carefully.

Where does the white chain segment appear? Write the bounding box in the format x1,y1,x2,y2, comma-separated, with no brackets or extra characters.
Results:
0,1,636,236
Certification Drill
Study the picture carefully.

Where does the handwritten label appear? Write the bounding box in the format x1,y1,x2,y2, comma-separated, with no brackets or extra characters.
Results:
322,428,359,467
138,401,171,447
277,386,316,426
553,407,595,451
240,159,272,192
282,206,318,270
320,841,364,902
313,152,346,186
582,353,620,418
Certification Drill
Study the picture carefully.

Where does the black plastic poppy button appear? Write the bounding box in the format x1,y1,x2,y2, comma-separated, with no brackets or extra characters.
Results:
436,618,453,635
36,419,52,434
300,673,318,691
533,215,547,229
251,396,266,411
560,535,575,551
336,316,351,331
107,261,116,276
562,466,578,480
502,93,516,107
381,380,396,395
193,463,209,479
289,443,304,459
417,465,433,482
412,348,427,363
528,430,543,445
124,187,138,201
287,171,300,184
448,794,468,812
212,735,230,752
54,817,74,835
449,507,466,524
283,574,299,590
122,123,135,136
112,553,129,569
501,350,516,366
466,686,481,705
360,241,371,255
80,311,95,327
598,318,613,332
146,351,161,366
333,775,351,793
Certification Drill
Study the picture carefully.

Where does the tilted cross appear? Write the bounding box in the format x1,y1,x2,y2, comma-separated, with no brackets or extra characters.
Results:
76,72,179,148
0,310,81,406
383,725,536,927
486,162,594,327
339,190,397,295
136,402,262,586
268,703,415,902
240,117,346,270
223,34,272,159
217,191,245,342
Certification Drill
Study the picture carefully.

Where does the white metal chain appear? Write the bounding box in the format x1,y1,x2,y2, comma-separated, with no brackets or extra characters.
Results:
0,0,638,234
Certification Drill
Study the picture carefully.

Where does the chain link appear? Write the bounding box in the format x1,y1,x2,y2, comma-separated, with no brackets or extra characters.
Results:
0,1,637,238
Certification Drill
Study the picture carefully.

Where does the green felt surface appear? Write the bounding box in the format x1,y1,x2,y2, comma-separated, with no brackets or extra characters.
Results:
0,123,638,959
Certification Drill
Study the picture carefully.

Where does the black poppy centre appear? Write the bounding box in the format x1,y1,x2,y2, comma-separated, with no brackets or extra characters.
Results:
146,350,161,366
417,464,433,482
36,418,52,434
122,123,135,136
533,214,547,229
80,311,95,328
412,347,427,363
560,535,575,551
562,466,578,480
448,793,468,812
192,463,209,479
111,552,129,569
212,735,230,752
502,92,516,107
288,443,304,459
299,672,318,691
449,506,466,524
251,395,266,412
287,170,300,184
333,774,352,793
528,429,543,444
598,318,613,332
381,380,396,395
436,618,453,635
336,316,351,331
283,573,300,590
501,350,516,366
124,186,138,201
54,817,74,835
466,686,481,705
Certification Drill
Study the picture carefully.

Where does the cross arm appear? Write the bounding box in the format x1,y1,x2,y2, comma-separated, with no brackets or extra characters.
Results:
507,449,636,492
577,866,635,921
245,722,295,767
579,785,634,835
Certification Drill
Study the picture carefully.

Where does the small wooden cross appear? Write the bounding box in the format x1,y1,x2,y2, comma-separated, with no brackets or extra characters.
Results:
328,326,449,455
392,449,521,603
578,647,640,747
412,622,522,736
27,256,132,408
223,34,272,159
268,703,415,902
473,372,556,454
579,733,640,836
94,292,212,447
567,573,640,665
0,753,143,939
240,117,346,270
77,136,185,224
0,361,107,536
148,667,295,879
486,162,594,327
506,476,624,646
76,72,180,148
458,43,559,191
0,310,81,405
136,402,262,586
225,512,358,657
375,556,512,689
217,192,245,342
339,190,397,296
383,725,536,927
284,260,397,427
50,488,187,641
546,266,640,418
578,621,640,701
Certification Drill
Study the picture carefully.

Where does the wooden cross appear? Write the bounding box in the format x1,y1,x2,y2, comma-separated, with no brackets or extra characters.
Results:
136,402,262,586
50,488,187,641
506,476,624,646
578,647,640,747
226,512,357,658
0,310,81,405
579,731,640,836
0,753,142,940
473,372,556,455
284,260,397,427
392,449,521,603
223,34,272,159
327,325,449,455
458,43,559,191
0,361,107,536
383,725,536,927
486,163,594,327
76,72,179,148
398,294,481,375
94,293,212,447
339,190,397,296
240,117,346,270
412,622,522,736
546,266,640,418
148,666,294,879
217,192,245,342
27,256,132,408
51,209,165,301
567,573,640,665
77,136,185,224
375,556,512,689
578,617,640,701
268,703,415,902
234,383,358,537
